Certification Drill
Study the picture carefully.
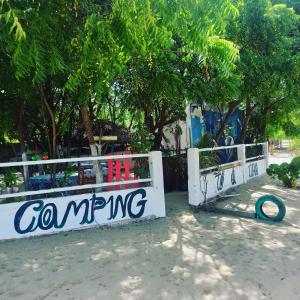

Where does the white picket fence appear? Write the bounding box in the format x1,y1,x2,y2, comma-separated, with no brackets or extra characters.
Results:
0,151,165,240
188,142,269,206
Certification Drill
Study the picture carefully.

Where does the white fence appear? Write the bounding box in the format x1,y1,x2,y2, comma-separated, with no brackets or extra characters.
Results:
0,151,165,240
188,143,268,206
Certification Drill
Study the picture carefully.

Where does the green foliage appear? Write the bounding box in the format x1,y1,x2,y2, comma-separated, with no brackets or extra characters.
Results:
2,169,18,187
1,1,72,85
195,133,215,149
246,144,263,159
0,0,299,153
58,165,77,187
290,156,300,170
267,159,300,188
289,139,300,154
130,125,153,178
0,0,26,41
130,125,154,154
232,0,300,141
0,0,240,152
273,0,300,14
195,133,221,170
121,54,190,149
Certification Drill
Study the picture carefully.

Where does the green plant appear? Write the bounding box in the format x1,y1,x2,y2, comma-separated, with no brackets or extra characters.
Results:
267,157,300,188
42,152,49,159
0,181,5,190
129,125,153,178
289,139,300,155
195,134,220,170
195,133,215,149
130,125,154,153
58,165,77,187
3,170,18,187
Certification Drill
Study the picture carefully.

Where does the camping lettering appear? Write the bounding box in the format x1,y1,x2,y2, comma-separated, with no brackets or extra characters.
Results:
14,189,147,234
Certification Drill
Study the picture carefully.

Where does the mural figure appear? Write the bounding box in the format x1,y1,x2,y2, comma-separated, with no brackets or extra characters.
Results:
248,162,259,178
216,171,225,191
190,105,206,146
231,168,237,185
200,175,208,202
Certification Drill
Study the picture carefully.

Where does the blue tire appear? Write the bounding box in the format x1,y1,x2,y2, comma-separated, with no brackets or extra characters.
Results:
255,195,286,222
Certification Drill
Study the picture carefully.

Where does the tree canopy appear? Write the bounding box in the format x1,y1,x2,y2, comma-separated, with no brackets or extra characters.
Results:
0,0,299,154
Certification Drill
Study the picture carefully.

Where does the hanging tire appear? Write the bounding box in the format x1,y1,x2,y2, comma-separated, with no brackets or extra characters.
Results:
255,195,286,222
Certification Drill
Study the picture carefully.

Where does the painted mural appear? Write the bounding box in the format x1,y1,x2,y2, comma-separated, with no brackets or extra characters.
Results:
190,104,243,147
190,105,206,146
245,159,267,182
199,166,244,203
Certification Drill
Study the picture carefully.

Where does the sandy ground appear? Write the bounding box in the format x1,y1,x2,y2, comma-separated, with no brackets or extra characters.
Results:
1,157,300,300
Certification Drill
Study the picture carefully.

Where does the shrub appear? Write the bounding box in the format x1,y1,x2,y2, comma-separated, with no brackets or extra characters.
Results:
2,170,18,187
267,157,300,188
195,133,220,170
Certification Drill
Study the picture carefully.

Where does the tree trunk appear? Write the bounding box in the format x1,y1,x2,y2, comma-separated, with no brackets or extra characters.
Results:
144,109,155,135
17,97,26,153
240,98,253,144
17,96,29,187
152,127,163,151
259,100,271,138
240,114,251,144
81,106,103,185
259,114,268,138
39,86,56,159
39,86,57,186
215,100,240,144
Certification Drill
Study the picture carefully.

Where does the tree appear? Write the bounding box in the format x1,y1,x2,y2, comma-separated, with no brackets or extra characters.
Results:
0,0,241,154
65,0,239,150
0,0,84,159
273,0,300,13
231,0,300,143
121,54,188,150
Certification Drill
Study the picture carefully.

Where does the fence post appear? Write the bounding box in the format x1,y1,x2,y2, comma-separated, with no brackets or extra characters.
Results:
263,142,269,167
188,148,201,206
149,151,166,217
238,144,247,183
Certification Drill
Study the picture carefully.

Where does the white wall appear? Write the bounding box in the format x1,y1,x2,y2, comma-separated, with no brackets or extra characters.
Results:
245,159,267,182
0,187,165,240
188,143,268,206
162,120,189,151
162,106,191,151
198,166,244,203
0,152,166,241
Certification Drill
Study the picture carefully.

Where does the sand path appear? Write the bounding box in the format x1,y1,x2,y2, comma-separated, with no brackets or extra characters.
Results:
0,175,300,300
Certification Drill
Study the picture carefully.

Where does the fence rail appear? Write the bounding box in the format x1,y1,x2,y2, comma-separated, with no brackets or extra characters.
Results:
246,155,265,162
0,179,152,200
245,143,266,147
200,160,242,173
0,153,150,168
198,144,240,152
0,153,152,201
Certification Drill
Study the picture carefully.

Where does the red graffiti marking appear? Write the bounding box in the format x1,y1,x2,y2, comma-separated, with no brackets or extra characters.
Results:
107,151,139,190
